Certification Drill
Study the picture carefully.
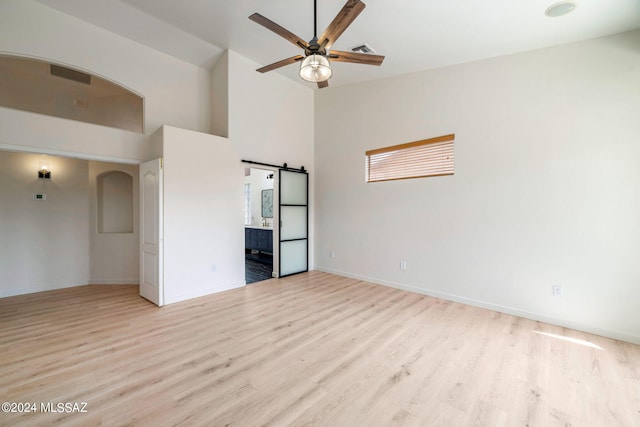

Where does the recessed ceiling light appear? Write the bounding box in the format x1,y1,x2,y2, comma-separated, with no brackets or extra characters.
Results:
545,1,577,17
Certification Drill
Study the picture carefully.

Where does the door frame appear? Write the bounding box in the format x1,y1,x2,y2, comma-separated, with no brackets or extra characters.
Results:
245,166,279,279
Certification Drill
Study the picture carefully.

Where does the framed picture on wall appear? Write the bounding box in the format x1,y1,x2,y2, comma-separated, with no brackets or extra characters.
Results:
261,189,273,218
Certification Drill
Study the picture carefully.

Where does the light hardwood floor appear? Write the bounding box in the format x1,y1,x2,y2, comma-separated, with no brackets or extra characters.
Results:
1,271,639,426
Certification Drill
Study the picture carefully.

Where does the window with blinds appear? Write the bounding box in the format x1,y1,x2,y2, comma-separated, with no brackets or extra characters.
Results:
366,134,455,183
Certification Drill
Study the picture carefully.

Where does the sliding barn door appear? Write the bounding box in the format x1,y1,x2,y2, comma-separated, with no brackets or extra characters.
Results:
279,169,308,277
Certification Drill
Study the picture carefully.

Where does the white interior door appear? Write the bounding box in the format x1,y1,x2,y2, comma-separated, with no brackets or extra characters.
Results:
140,158,163,306
279,169,308,277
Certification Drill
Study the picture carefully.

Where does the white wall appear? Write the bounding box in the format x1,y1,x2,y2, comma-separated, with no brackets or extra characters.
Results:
89,161,139,285
0,151,90,296
0,0,211,162
211,51,229,138
161,126,245,304
314,30,640,344
226,51,315,269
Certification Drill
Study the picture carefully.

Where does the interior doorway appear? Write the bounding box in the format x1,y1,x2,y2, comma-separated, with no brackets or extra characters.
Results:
0,149,139,298
244,167,275,284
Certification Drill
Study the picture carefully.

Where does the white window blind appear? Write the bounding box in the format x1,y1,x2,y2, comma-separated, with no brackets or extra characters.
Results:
366,134,455,183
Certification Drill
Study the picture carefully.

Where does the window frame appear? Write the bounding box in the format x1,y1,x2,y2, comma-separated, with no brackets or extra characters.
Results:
365,134,455,183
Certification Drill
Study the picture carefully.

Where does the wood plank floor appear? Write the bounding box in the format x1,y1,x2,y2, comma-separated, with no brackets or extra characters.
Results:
1,271,639,426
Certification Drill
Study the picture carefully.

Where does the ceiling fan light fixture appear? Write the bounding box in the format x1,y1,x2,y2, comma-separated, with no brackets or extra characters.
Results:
299,54,332,83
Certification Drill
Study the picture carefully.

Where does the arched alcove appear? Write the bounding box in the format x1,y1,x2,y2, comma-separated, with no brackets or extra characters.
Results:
97,171,134,234
0,55,144,133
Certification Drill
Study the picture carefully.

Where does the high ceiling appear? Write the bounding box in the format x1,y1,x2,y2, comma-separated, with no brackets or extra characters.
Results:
35,0,640,89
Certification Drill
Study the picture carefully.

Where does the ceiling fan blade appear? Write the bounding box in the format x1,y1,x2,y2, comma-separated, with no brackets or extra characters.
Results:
329,50,384,66
249,13,309,50
317,80,329,89
318,0,366,50
256,55,305,73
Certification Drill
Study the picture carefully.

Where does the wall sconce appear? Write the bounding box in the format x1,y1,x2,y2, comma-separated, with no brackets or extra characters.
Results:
38,165,51,179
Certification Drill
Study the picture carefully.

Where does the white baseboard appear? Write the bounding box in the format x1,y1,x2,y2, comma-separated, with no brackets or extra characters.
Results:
89,277,140,285
0,282,84,298
164,281,245,305
315,266,640,346
88,279,138,285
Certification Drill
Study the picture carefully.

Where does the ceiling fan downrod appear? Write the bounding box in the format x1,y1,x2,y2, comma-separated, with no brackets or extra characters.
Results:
308,0,322,56
314,0,318,40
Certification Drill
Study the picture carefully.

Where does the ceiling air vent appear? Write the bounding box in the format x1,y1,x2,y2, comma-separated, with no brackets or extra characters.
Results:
350,43,376,54
50,64,92,85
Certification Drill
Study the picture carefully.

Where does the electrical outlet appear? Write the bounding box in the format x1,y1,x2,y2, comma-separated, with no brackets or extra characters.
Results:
552,285,563,296
211,264,216,272
330,250,335,259
400,261,407,270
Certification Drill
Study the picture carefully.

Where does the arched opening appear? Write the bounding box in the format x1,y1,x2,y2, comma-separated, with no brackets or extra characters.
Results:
0,55,144,133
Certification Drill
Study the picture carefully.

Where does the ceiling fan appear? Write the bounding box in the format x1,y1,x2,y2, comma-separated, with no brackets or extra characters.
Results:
249,0,384,89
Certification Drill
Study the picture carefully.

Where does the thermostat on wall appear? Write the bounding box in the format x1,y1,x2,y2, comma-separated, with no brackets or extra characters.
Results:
33,193,47,201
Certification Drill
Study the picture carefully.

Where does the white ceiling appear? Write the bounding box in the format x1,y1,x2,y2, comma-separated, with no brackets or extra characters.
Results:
35,0,640,89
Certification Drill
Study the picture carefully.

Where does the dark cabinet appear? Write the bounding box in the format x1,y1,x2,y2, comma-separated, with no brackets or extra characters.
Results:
245,227,273,253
